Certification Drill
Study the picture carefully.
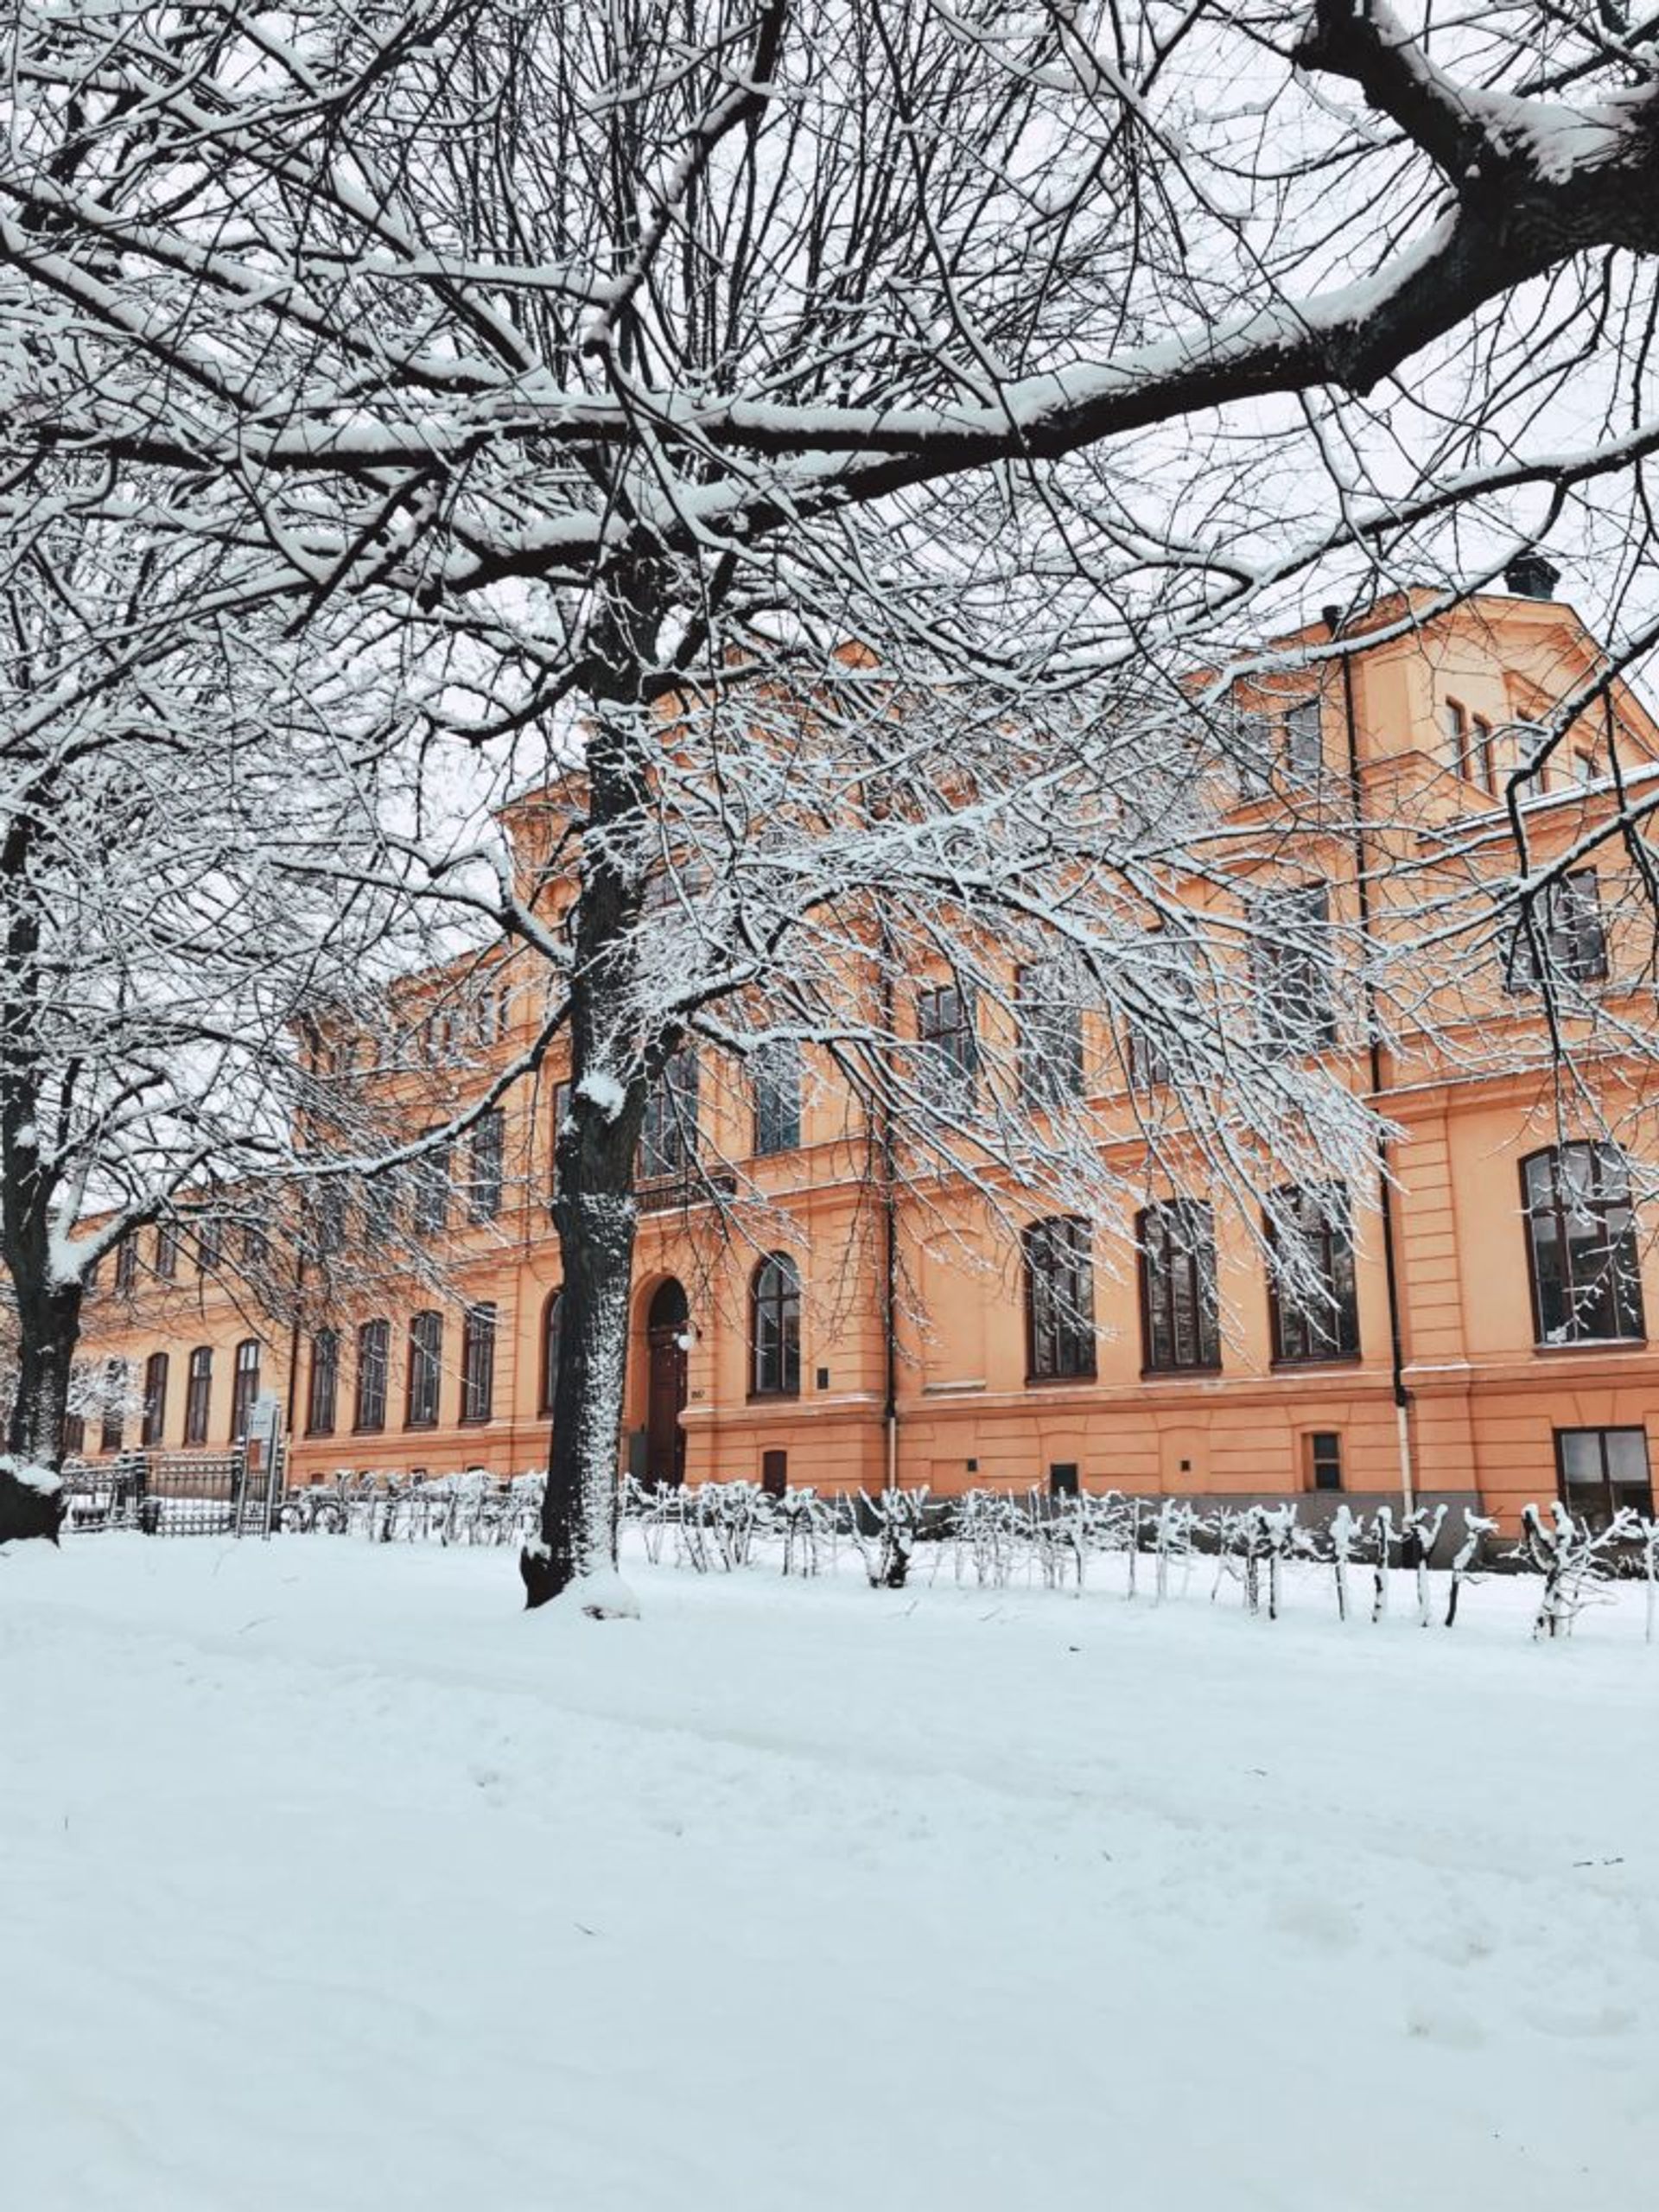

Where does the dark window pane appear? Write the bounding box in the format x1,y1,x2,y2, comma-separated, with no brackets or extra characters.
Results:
751,1255,802,1395
469,1111,505,1222
406,1312,442,1428
1524,1144,1645,1344
1269,1184,1359,1362
461,1304,496,1422
306,1332,339,1436
1506,871,1607,990
1026,1217,1096,1381
354,1319,390,1433
1141,1203,1221,1373
918,983,978,1108
753,1042,802,1155
1018,965,1084,1112
639,1053,699,1179
1255,887,1337,1056
184,1348,213,1446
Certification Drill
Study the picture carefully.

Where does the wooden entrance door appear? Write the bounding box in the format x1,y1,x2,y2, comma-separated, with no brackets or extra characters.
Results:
645,1281,689,1487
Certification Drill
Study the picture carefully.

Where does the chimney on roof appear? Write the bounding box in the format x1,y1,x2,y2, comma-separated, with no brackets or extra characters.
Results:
1504,550,1560,601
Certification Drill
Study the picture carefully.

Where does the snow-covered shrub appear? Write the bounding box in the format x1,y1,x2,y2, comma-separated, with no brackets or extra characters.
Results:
1370,1506,1396,1624
779,1487,832,1577
1444,1509,1497,1628
1516,1503,1640,1640
854,1486,930,1589
1402,1503,1449,1628
1152,1500,1197,1605
1327,1503,1361,1624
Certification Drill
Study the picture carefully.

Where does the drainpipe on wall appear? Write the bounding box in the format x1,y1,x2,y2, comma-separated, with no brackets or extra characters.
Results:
878,913,900,1495
1327,608,1416,1517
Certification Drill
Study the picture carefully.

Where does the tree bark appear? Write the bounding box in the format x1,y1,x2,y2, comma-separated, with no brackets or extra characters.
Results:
0,804,73,1543
0,1273,77,1541
521,613,660,1611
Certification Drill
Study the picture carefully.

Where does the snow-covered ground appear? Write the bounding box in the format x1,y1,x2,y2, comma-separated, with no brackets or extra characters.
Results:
3,1535,1656,2212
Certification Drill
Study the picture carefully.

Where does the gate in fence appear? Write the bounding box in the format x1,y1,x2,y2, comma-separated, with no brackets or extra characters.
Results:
61,1426,285,1540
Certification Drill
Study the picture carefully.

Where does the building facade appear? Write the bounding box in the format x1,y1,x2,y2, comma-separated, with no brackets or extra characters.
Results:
73,578,1659,1530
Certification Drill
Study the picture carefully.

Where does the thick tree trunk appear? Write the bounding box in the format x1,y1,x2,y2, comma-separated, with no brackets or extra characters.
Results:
520,628,659,1613
0,1274,77,1543
520,1131,642,1611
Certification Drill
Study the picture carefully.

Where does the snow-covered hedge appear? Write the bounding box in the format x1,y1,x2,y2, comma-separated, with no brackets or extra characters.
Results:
57,1464,1659,1643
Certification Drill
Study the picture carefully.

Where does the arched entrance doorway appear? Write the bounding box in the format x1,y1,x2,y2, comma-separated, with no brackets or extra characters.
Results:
645,1279,690,1488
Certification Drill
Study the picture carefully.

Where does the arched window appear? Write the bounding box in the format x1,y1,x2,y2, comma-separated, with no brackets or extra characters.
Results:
100,1359,127,1453
354,1319,390,1433
1268,1184,1359,1363
1139,1203,1221,1373
406,1311,442,1428
230,1339,262,1443
306,1330,340,1436
750,1255,801,1397
460,1303,497,1424
1024,1217,1096,1381
1522,1144,1644,1345
183,1347,213,1446
141,1351,169,1447
540,1290,563,1416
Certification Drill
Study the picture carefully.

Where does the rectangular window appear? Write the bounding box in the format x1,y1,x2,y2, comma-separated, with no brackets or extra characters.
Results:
1306,1432,1344,1492
468,1109,505,1222
354,1319,390,1433
313,1185,345,1257
1230,705,1276,798
1444,697,1469,771
639,1052,698,1179
63,1413,86,1457
1255,885,1337,1056
1268,1184,1360,1363
1556,1427,1653,1527
155,1223,181,1281
363,1172,396,1247
752,1041,803,1156
113,1238,137,1294
1523,1144,1644,1344
1025,1216,1096,1381
184,1347,213,1446
242,1211,270,1270
411,1135,450,1239
1049,1462,1080,1498
306,1331,340,1437
1140,1202,1222,1372
460,1304,497,1424
1126,933,1199,1090
917,982,978,1108
405,1311,442,1428
230,1339,262,1443
1282,698,1324,785
198,1213,224,1274
141,1352,168,1448
1468,714,1496,792
1017,964,1084,1112
1504,869,1607,990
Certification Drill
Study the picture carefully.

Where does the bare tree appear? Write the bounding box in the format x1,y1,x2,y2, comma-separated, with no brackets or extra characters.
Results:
5,3,1659,1597
0,511,412,1538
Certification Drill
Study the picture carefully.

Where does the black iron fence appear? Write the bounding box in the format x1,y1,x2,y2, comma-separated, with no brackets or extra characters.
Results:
60,1447,282,1537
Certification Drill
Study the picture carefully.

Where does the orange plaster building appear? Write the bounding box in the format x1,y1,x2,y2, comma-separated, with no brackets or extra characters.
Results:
74,565,1659,1530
